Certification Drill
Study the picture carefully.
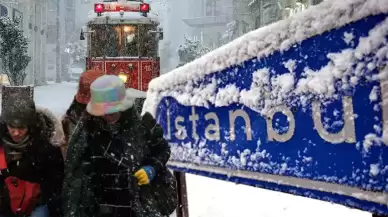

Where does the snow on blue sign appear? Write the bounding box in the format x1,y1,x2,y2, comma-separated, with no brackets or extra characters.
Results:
143,0,388,214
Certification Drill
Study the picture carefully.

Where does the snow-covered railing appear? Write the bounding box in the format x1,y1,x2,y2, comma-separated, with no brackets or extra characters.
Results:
143,0,388,215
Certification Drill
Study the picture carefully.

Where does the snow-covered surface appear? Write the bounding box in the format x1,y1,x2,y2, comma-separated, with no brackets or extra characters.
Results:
69,68,84,75
34,82,78,117
143,0,388,115
33,82,370,217
187,174,370,217
126,88,147,98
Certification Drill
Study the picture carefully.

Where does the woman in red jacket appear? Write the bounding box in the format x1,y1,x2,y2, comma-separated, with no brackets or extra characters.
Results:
0,93,64,217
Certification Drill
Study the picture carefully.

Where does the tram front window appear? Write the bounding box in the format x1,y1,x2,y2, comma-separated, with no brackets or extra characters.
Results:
90,24,157,58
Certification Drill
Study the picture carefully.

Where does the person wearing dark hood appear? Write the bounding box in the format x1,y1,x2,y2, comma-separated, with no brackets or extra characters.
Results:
63,75,177,217
0,94,64,217
61,69,104,159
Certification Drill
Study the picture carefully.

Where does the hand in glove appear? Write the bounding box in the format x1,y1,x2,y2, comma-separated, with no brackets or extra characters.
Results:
134,166,156,186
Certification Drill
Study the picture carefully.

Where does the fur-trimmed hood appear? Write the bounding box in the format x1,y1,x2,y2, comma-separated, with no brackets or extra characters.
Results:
36,106,65,147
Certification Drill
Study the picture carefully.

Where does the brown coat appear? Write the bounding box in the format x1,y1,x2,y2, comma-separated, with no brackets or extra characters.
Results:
34,106,67,159
61,116,72,159
61,98,87,159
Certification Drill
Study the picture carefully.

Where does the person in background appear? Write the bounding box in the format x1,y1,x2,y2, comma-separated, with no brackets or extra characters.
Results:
63,75,175,217
0,94,64,217
61,69,104,159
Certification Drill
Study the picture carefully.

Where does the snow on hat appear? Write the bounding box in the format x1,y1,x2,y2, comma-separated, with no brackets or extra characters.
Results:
76,69,105,104
86,75,135,116
2,93,37,127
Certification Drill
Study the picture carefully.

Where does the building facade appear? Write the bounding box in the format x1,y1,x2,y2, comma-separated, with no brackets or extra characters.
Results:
182,0,234,50
248,0,323,30
45,0,76,82
180,0,325,52
158,0,325,73
159,0,191,72
62,0,76,80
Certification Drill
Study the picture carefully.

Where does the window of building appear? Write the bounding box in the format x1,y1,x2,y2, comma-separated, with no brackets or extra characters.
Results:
12,9,23,29
0,5,8,17
255,15,261,29
241,21,249,35
251,0,323,29
46,25,57,44
279,0,309,19
67,0,75,8
205,1,213,16
48,0,56,10
205,0,221,16
310,0,323,5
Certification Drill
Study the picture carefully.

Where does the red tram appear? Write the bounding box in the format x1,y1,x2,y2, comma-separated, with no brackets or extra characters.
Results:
81,0,163,91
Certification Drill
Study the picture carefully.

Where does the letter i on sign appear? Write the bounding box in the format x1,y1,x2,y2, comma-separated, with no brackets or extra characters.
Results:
166,99,171,140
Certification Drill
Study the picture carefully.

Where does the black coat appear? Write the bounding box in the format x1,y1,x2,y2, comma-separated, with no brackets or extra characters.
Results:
0,107,65,217
63,107,171,217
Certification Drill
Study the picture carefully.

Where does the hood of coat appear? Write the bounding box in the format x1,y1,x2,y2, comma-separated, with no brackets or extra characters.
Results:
35,106,65,147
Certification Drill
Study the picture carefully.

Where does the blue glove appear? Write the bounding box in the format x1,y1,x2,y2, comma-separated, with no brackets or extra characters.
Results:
134,166,156,185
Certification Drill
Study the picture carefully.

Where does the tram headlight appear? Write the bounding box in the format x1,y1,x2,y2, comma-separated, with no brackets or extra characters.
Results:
123,26,131,32
118,74,128,83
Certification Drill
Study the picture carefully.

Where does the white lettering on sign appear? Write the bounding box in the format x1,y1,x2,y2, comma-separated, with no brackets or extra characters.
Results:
175,116,187,140
229,109,252,141
166,97,357,144
189,107,199,140
266,105,296,142
205,112,221,141
312,97,356,144
165,99,171,140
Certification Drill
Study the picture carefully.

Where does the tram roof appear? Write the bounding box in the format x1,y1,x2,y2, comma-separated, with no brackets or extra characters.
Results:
87,11,159,25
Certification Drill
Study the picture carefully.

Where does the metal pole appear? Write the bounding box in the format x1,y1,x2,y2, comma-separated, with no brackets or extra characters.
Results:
41,1,46,84
372,214,388,217
33,0,37,85
174,171,189,217
55,0,61,83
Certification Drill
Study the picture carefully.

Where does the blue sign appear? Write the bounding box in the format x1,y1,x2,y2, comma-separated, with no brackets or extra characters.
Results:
144,2,388,215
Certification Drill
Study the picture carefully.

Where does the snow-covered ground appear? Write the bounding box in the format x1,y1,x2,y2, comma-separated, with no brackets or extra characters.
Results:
34,82,372,217
34,82,78,116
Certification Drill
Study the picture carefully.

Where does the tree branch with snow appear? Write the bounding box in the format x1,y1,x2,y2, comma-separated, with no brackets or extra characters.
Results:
177,36,211,67
64,41,87,65
0,17,31,86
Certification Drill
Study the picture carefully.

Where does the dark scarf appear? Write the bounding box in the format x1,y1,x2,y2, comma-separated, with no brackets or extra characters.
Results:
2,133,32,161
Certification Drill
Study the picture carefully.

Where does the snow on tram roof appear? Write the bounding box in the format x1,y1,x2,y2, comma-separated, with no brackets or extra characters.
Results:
87,10,158,25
